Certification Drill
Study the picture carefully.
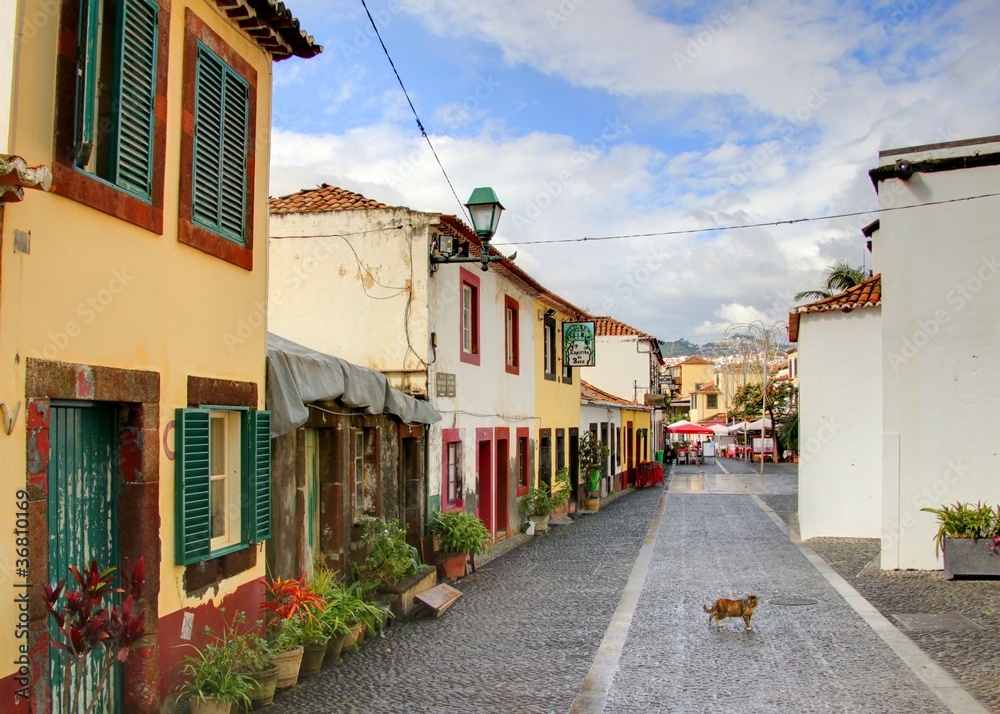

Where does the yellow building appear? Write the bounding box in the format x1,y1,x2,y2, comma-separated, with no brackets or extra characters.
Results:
0,0,318,708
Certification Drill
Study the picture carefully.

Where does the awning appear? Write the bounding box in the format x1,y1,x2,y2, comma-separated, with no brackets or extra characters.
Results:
266,332,441,438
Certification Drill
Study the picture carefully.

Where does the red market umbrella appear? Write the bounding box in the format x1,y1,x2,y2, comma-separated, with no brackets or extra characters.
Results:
667,422,715,435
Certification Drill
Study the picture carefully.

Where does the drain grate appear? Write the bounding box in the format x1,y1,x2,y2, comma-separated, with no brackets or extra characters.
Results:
768,597,819,606
891,612,985,632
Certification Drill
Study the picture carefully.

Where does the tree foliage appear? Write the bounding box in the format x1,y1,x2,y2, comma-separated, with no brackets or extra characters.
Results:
794,261,868,302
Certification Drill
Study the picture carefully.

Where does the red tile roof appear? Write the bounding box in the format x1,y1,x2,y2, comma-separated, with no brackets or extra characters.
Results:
788,274,881,342
681,356,713,365
592,316,655,339
580,381,651,409
218,0,322,61
269,184,393,213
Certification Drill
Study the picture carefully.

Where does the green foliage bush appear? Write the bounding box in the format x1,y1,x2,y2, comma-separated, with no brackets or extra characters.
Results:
353,515,420,586
429,509,491,556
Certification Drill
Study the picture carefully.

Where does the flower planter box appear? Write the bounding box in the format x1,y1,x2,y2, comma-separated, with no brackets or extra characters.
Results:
376,565,438,623
943,538,1000,580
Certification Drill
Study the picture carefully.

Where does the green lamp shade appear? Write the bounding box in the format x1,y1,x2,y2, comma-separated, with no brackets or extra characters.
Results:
465,187,504,237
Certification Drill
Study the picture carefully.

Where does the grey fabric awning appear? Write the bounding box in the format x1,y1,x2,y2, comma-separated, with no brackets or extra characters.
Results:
266,332,441,438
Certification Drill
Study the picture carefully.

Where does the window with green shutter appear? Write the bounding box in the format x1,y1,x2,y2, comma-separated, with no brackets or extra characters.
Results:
175,407,271,565
192,43,249,245
73,0,158,200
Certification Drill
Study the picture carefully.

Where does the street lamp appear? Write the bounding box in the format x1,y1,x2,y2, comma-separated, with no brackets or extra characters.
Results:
430,187,513,272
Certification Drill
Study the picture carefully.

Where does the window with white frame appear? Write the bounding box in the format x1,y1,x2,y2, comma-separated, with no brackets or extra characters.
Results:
447,442,460,505
209,410,242,550
543,316,556,379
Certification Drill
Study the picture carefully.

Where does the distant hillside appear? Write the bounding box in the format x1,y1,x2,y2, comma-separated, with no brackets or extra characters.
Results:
659,338,700,357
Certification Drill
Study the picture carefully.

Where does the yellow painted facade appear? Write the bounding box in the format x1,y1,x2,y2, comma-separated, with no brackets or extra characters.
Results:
533,301,581,486
0,0,312,704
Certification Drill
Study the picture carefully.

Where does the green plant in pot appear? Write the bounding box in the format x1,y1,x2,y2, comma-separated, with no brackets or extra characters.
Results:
261,574,325,690
177,635,255,714
353,515,420,586
214,611,278,712
579,431,610,509
520,473,569,531
921,501,1000,580
429,509,491,579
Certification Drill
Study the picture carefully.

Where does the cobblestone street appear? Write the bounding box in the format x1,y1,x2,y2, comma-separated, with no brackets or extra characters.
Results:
268,459,994,713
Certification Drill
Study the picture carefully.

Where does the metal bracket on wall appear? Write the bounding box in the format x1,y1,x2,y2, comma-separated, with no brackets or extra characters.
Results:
1,400,22,435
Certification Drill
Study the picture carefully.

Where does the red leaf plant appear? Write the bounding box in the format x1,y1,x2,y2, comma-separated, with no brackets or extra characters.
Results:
42,557,148,714
260,574,326,625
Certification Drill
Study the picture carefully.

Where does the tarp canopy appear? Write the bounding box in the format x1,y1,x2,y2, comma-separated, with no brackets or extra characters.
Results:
266,332,441,438
667,422,715,435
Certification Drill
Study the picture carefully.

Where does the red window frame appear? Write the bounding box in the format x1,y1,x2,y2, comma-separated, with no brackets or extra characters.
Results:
504,295,519,375
516,427,530,496
442,428,463,510
459,268,480,366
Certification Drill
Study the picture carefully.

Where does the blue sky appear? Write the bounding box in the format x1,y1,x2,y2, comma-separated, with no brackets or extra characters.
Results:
269,0,1000,343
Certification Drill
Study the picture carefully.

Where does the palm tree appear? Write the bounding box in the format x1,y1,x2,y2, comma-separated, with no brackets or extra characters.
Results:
794,260,868,302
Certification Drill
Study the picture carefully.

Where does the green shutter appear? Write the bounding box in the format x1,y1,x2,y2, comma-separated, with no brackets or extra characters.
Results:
111,0,158,197
248,410,272,543
193,44,248,244
73,0,101,166
175,408,211,564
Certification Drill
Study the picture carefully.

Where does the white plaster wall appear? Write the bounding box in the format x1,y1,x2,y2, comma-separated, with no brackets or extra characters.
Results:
0,0,16,150
581,404,620,480
878,140,1000,570
268,208,433,381
586,337,648,401
426,263,535,512
797,308,882,540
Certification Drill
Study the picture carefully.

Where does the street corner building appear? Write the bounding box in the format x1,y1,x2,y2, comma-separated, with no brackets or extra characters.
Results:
0,0,320,710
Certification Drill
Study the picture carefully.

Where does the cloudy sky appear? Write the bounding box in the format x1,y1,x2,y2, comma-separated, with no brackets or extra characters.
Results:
269,0,999,344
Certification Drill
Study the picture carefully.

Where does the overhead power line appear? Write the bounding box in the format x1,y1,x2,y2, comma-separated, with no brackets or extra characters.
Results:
361,0,469,223
501,191,1000,246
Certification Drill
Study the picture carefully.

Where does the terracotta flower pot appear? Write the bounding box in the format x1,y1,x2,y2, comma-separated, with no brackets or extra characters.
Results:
583,497,600,512
189,697,232,714
324,631,349,665
298,641,329,680
273,645,303,691
243,665,279,710
342,621,364,653
434,552,468,580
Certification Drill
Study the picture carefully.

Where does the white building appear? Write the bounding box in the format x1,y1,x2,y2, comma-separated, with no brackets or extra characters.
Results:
789,276,882,540
792,135,1000,570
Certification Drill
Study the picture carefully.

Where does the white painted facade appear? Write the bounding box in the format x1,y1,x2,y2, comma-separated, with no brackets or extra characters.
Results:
427,259,536,534
876,137,1000,570
580,403,620,495
268,202,538,538
587,336,649,403
0,0,14,150
796,308,882,540
268,207,435,397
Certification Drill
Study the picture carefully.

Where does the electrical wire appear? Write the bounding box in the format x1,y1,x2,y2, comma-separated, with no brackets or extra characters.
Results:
436,409,540,422
501,191,1000,246
360,0,470,223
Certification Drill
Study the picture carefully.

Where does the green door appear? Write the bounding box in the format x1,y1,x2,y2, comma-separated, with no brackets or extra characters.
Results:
47,402,121,713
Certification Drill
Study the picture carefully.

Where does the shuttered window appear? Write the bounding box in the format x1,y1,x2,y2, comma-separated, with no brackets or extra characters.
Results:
73,0,158,199
175,408,271,565
192,44,249,245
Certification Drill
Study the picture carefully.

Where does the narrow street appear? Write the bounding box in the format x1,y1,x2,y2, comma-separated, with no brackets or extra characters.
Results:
268,460,989,714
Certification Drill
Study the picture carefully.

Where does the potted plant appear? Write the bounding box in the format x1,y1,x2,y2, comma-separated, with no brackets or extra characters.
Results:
260,574,325,690
280,609,330,680
177,638,254,714
429,509,491,579
520,476,568,532
921,501,1000,579
219,612,278,712
579,431,610,510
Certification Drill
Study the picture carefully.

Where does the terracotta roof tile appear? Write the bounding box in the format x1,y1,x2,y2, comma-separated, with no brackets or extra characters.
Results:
592,316,655,339
788,274,881,342
269,184,392,214
217,0,322,61
581,381,650,409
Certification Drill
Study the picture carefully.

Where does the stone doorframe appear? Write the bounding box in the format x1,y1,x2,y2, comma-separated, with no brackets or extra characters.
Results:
25,358,160,714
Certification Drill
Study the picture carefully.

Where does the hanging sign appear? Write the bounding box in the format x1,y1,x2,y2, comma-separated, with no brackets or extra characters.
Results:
563,321,596,367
